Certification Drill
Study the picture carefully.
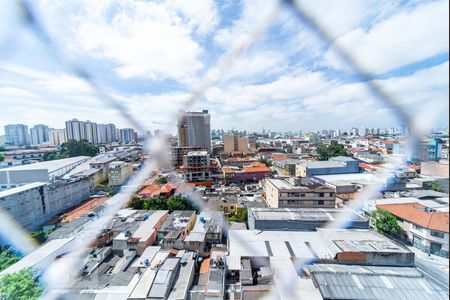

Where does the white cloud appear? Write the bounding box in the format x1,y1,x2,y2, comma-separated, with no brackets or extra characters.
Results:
168,0,219,35
213,0,279,48
324,0,449,73
36,74,94,94
77,3,203,81
293,0,398,38
34,0,210,82
223,50,288,81
0,87,35,97
206,69,332,112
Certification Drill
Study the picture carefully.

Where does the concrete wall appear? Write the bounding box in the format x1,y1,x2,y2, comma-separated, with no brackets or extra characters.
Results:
264,180,280,208
0,178,90,231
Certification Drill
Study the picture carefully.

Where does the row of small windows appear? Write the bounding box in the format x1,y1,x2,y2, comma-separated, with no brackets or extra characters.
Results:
413,224,446,238
283,192,333,198
283,200,327,205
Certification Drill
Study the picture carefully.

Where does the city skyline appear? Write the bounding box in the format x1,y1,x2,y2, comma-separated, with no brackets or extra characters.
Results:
0,1,448,134
3,118,441,138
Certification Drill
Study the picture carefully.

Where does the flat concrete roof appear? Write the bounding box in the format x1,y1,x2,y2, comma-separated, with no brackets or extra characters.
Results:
133,210,168,240
0,237,75,275
168,252,195,300
128,251,170,299
0,156,90,174
266,178,327,190
0,182,46,198
314,173,374,182
131,246,161,268
250,208,365,222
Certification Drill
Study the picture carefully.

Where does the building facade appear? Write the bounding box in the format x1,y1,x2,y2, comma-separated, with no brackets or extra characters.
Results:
377,203,449,257
30,124,49,145
181,151,211,183
177,110,211,152
264,178,335,208
48,128,67,146
108,161,133,186
119,128,136,144
0,178,90,230
4,124,29,146
223,135,249,154
296,156,359,177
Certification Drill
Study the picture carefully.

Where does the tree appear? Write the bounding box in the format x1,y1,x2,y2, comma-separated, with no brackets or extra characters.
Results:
371,209,401,235
0,153,4,162
0,248,19,272
259,158,272,167
0,269,42,300
429,181,445,193
229,208,248,222
62,140,99,157
144,196,168,210
128,195,194,211
44,140,99,161
167,195,194,211
128,196,144,209
30,231,50,244
316,144,348,161
155,176,167,184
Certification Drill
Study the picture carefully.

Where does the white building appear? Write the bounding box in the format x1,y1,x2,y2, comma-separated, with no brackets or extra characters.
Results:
30,124,49,145
4,124,29,146
48,128,67,146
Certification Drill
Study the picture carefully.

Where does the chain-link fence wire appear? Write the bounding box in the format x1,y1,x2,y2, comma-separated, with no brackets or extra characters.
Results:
0,0,441,299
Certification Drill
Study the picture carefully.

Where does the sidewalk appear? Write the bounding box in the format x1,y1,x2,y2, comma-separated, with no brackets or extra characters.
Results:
408,245,449,267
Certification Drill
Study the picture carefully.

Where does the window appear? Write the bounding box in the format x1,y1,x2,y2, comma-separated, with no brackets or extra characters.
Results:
431,231,445,238
412,224,423,232
318,200,324,205
319,193,325,197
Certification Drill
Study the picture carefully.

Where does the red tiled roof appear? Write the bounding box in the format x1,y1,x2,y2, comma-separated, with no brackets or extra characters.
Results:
377,203,449,233
359,163,376,170
242,166,271,173
160,183,177,194
139,183,162,197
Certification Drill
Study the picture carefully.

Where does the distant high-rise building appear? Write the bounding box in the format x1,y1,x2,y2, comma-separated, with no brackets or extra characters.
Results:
48,128,67,146
106,123,117,142
120,128,136,144
351,128,359,136
84,121,98,144
97,124,108,144
30,124,49,145
333,130,341,138
359,127,369,137
65,119,104,144
65,119,86,141
4,124,29,146
390,127,396,135
177,110,211,152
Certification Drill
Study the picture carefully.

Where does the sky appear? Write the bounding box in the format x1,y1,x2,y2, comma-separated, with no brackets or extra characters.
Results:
0,0,448,135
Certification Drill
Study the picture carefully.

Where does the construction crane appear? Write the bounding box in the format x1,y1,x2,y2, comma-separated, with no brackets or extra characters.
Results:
153,121,189,158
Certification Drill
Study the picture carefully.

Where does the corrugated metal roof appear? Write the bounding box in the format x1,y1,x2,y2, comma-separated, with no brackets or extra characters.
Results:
307,264,448,300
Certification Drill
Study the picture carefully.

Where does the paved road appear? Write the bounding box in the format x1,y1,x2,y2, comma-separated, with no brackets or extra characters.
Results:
415,256,449,292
